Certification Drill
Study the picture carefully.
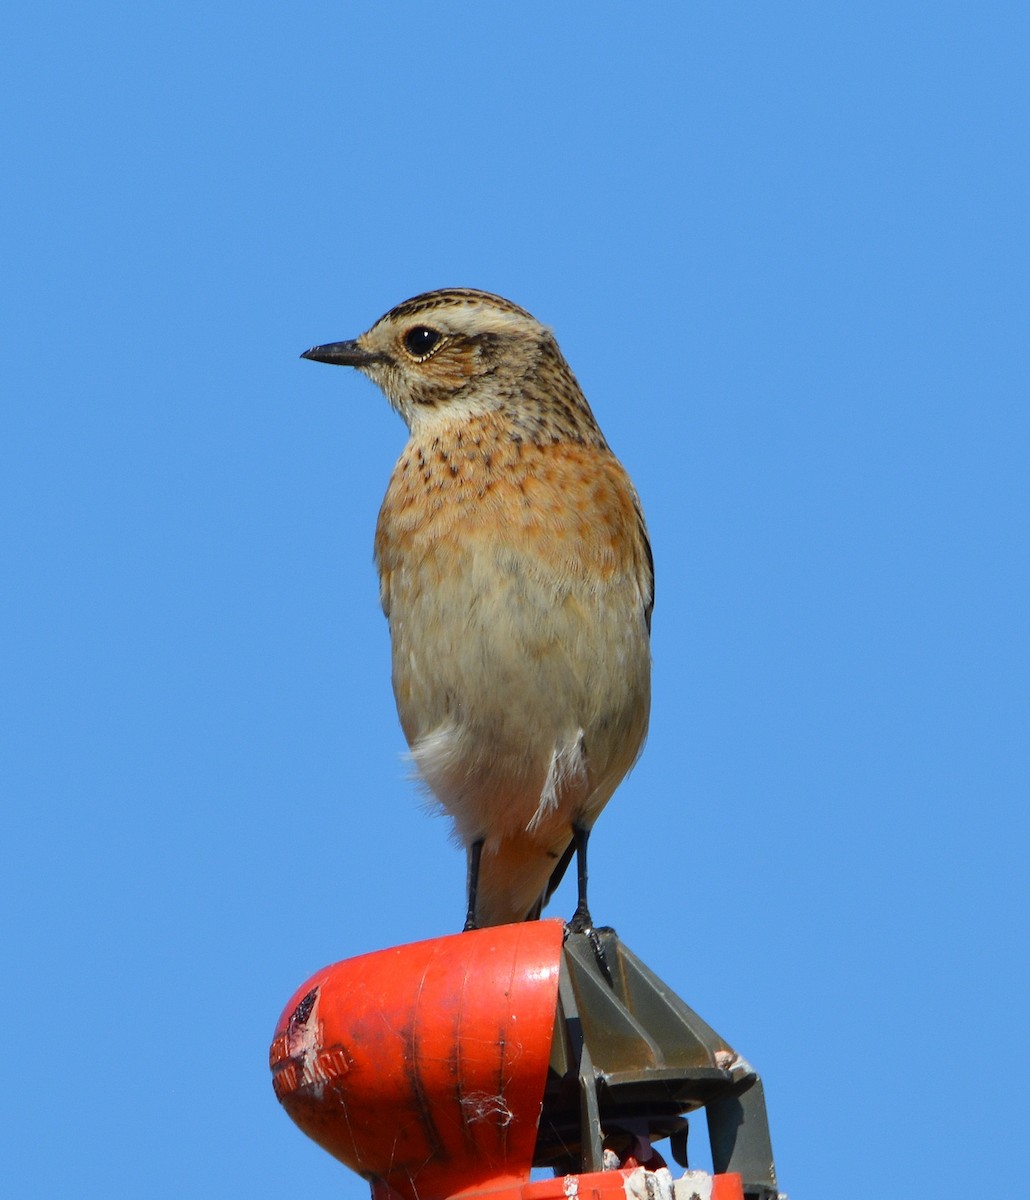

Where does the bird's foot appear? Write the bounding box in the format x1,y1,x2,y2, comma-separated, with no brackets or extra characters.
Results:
568,902,593,935
565,917,614,984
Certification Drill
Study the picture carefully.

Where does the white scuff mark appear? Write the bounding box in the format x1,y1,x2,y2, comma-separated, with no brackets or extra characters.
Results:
627,1166,677,1200
713,1049,754,1080
563,1173,580,1199
624,1167,649,1200
307,1046,350,1085
671,1170,713,1200
651,1166,675,1200
281,993,327,1098
459,1091,514,1126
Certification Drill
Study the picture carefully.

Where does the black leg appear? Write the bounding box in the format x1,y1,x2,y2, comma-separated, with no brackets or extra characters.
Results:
464,838,484,932
568,823,593,933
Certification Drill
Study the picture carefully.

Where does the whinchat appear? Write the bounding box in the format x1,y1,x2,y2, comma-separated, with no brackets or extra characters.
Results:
302,289,653,929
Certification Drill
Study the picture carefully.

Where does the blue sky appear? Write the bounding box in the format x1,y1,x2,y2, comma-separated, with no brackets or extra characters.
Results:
3,3,1027,1196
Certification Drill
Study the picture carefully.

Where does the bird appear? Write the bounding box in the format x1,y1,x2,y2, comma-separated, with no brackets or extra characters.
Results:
301,289,653,930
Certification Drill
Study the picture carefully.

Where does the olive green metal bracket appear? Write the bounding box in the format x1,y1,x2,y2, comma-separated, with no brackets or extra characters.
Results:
536,927,779,1200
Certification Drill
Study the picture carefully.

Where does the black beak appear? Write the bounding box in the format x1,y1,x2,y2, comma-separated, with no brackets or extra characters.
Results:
300,339,375,367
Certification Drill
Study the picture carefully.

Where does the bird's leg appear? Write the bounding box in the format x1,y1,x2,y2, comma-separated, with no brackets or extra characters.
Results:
463,838,484,932
568,824,613,981
568,823,593,933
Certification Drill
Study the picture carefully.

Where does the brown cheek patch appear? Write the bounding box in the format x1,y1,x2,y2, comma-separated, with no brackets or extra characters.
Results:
425,345,476,387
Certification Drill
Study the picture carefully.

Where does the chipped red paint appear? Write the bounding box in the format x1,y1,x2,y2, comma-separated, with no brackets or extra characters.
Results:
448,1168,745,1200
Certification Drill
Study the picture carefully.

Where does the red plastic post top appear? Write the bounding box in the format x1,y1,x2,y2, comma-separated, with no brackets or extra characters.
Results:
271,920,564,1200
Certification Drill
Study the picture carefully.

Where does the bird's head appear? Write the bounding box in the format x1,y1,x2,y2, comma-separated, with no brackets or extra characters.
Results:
302,288,599,441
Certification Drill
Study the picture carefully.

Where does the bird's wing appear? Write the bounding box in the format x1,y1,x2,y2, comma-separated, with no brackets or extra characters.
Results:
634,492,655,634
378,564,392,620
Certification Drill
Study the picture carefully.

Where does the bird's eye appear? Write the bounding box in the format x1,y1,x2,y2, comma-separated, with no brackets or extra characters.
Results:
403,326,443,359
